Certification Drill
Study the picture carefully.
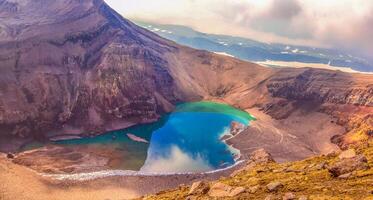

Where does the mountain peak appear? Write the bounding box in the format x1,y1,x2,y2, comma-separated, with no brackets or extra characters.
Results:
0,0,123,41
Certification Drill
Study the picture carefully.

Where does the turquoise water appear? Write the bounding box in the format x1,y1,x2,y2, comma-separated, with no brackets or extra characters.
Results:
55,102,254,173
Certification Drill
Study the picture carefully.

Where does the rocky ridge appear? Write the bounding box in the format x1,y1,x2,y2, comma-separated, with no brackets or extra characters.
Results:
0,0,372,152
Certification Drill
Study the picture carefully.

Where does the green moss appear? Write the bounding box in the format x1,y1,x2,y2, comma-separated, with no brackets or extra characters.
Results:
175,101,255,123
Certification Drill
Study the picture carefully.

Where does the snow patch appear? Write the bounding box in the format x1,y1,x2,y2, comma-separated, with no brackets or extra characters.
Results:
256,60,373,74
214,52,235,57
292,49,299,53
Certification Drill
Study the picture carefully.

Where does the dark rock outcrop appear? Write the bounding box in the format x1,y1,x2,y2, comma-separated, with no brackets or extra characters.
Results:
6,153,14,159
328,154,369,177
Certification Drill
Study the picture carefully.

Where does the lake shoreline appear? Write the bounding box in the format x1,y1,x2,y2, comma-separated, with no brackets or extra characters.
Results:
1,105,345,199
0,154,247,199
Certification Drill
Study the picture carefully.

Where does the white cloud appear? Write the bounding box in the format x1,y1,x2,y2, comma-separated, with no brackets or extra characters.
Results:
140,145,213,173
104,0,373,61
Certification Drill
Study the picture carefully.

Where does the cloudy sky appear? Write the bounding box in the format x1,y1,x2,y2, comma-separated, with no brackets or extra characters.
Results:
105,0,373,60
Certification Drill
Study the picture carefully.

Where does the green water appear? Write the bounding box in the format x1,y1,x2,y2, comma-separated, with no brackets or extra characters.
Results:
175,101,254,121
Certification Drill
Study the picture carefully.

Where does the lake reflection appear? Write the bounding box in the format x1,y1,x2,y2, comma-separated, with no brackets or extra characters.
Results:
141,112,247,173
54,102,254,173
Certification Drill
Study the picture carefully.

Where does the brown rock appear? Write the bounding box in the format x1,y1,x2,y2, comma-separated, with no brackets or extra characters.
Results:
208,182,246,197
249,148,275,164
188,181,209,195
248,185,260,194
315,161,327,170
266,181,283,192
283,192,296,200
229,187,246,197
338,149,356,159
208,182,232,197
298,195,308,200
328,154,368,177
6,153,15,159
326,150,340,157
338,173,352,179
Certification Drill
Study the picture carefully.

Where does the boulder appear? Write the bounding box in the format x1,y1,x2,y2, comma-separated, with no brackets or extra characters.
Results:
266,181,283,192
315,161,327,170
6,153,15,159
248,185,260,193
338,149,356,159
298,195,308,200
232,149,275,176
188,181,209,195
229,187,246,197
338,173,352,179
208,182,232,197
328,154,368,177
249,148,275,164
208,182,245,197
283,192,296,200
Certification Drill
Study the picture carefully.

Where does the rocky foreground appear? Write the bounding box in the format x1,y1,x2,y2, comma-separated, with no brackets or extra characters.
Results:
143,142,373,200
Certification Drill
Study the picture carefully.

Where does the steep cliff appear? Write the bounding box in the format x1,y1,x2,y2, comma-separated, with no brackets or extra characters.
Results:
0,0,372,152
0,0,186,143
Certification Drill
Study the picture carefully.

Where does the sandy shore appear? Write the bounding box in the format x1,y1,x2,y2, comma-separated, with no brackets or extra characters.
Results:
0,154,139,200
0,153,245,200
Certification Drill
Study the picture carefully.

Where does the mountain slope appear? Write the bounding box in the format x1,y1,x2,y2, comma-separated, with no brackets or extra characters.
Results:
0,0,269,150
0,0,372,155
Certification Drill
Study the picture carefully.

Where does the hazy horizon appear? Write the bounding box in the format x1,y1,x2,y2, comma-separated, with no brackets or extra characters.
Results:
105,0,373,62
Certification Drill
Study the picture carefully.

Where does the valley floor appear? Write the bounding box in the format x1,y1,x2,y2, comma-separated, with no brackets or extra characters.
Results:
0,108,351,200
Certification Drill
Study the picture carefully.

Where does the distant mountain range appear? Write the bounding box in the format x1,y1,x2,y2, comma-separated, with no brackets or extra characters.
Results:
135,21,373,73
